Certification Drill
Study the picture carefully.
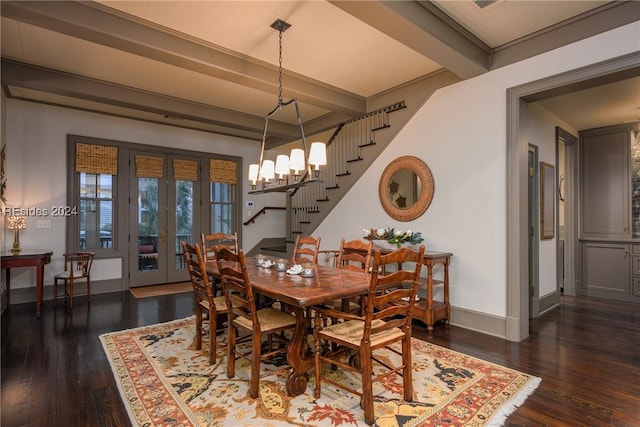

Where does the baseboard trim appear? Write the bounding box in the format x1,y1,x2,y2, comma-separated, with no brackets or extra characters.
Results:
6,278,124,305
449,306,507,339
538,290,560,315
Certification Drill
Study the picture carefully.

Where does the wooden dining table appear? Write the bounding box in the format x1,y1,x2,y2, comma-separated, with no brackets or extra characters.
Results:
206,258,370,397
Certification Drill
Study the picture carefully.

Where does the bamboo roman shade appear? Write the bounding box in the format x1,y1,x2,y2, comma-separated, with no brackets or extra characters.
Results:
75,143,118,175
173,159,198,181
135,155,164,178
209,159,237,184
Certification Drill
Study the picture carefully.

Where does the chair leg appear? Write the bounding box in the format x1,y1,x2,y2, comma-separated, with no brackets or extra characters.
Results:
208,312,216,365
249,332,262,399
68,278,74,309
86,277,91,303
361,346,375,425
313,317,322,399
402,336,413,402
195,307,203,350
53,278,58,307
227,323,236,379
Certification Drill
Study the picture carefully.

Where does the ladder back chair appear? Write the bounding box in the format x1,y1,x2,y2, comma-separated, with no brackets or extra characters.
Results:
182,241,229,364
333,238,374,313
215,246,297,399
53,252,95,309
201,232,238,295
312,245,425,425
292,235,321,265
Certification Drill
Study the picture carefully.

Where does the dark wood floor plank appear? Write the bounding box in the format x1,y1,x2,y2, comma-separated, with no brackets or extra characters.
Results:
2,293,639,426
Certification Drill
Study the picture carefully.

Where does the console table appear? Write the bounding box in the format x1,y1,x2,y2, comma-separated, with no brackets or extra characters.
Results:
1,250,53,316
375,247,454,331
411,251,453,330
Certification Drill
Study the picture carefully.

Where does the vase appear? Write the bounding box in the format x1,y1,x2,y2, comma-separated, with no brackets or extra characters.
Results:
372,240,400,251
372,240,420,252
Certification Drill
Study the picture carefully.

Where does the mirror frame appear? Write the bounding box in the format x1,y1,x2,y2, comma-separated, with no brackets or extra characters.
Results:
540,161,555,240
378,156,434,222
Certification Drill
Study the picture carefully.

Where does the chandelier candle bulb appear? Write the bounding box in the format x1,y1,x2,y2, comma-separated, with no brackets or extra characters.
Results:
309,142,327,177
289,148,305,179
248,164,260,189
274,155,290,183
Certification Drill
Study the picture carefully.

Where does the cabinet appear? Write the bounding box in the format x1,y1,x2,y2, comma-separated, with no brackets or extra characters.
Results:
580,128,629,238
579,124,639,303
581,242,629,296
633,245,640,297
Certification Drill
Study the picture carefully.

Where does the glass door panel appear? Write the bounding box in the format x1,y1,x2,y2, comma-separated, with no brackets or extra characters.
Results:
169,179,194,281
138,177,160,272
130,152,198,286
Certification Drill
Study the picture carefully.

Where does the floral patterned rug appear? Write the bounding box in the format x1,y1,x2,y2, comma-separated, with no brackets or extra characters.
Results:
100,317,540,427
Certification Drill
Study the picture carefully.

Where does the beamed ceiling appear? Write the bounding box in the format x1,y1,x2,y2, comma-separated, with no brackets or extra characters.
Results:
1,1,639,148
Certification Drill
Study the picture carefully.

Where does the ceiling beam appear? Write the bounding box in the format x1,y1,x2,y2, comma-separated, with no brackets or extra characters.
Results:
1,59,305,144
1,0,366,117
330,0,490,79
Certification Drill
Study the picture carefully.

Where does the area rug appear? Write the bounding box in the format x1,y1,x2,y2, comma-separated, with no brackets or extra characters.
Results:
129,282,193,299
100,317,540,427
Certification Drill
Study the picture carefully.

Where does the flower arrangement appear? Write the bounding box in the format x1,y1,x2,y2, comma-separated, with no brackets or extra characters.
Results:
363,227,424,248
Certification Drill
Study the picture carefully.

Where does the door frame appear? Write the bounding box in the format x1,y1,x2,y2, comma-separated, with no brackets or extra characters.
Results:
556,127,578,296
506,52,639,341
528,145,540,318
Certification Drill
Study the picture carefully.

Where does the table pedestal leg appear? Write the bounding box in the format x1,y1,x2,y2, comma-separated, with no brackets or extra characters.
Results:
285,306,312,396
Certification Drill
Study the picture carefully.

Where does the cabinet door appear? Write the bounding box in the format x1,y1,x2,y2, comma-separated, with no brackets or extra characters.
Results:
581,242,629,296
580,130,629,238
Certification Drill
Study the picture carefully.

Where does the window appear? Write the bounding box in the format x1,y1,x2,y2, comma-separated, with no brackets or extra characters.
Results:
209,158,238,234
210,182,235,233
72,141,119,253
79,173,114,249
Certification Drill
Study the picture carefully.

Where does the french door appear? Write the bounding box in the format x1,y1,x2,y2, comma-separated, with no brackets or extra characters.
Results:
129,151,200,287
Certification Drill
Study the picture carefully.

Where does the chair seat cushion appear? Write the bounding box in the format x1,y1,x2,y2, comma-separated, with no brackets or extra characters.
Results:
233,307,296,332
138,245,156,254
319,318,404,347
54,271,87,281
199,296,228,314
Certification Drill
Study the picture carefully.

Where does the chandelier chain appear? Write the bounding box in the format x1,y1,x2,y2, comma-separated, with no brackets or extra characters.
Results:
278,29,283,105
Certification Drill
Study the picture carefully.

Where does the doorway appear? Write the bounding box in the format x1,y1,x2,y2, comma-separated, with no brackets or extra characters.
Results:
129,151,200,287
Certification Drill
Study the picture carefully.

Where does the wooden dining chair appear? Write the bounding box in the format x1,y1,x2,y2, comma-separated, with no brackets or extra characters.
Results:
214,246,297,399
312,245,425,425
332,238,374,314
53,252,95,309
182,241,229,364
292,235,321,264
201,232,238,295
201,232,239,261
337,238,373,271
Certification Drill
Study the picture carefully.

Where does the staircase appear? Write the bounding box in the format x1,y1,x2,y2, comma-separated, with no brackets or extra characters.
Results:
286,101,408,245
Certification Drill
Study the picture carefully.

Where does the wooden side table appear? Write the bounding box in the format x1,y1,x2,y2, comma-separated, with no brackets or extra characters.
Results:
411,251,453,331
1,250,53,316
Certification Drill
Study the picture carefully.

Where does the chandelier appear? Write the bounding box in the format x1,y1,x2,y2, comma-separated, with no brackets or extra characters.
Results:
248,19,326,194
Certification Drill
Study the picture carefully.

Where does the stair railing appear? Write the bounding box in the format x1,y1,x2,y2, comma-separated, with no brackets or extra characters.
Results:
287,102,405,240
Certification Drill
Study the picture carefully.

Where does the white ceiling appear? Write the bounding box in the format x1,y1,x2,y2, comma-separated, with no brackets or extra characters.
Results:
1,1,638,144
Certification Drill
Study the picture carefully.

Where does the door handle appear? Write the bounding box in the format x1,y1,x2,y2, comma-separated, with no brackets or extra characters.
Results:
160,229,167,247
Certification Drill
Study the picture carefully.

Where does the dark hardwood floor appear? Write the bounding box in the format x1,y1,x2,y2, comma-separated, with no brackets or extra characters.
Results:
1,292,639,426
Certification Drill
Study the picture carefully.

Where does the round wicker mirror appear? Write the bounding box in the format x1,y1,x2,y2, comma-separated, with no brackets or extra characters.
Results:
378,156,434,222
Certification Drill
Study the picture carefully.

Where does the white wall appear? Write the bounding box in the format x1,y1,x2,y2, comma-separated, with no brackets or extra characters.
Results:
315,22,639,319
3,101,285,290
